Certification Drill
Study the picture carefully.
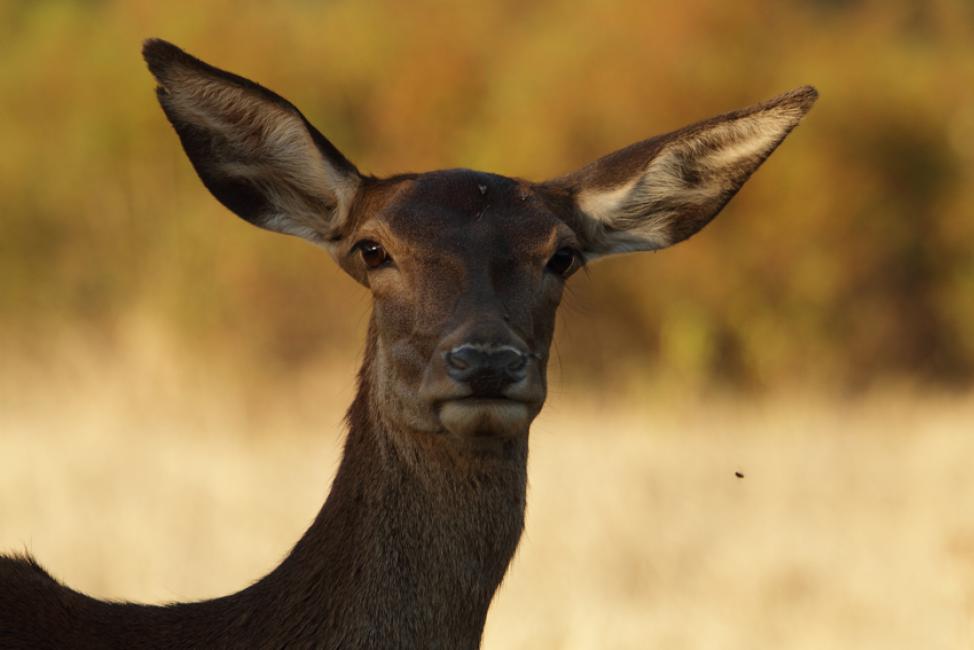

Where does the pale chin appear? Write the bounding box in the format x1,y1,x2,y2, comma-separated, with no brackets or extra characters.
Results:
438,400,532,438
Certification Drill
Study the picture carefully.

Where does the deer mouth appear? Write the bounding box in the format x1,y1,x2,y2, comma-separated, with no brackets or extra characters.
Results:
437,397,535,438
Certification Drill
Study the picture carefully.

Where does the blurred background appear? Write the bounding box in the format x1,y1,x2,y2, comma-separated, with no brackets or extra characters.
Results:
1,0,972,647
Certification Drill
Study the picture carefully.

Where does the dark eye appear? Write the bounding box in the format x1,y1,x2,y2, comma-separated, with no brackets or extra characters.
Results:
546,247,578,276
356,240,390,269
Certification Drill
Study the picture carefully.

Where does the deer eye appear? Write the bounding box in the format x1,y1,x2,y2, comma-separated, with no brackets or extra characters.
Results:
355,240,391,269
546,247,578,276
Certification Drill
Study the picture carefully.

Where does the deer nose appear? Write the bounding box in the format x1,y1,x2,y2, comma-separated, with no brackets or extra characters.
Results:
445,344,529,396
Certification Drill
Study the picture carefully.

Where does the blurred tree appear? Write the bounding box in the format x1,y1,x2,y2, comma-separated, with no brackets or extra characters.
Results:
1,0,972,392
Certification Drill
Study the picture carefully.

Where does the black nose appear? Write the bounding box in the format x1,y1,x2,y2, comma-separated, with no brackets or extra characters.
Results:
445,344,529,397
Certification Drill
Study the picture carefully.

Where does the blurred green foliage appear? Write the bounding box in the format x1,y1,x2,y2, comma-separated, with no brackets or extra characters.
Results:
1,0,972,391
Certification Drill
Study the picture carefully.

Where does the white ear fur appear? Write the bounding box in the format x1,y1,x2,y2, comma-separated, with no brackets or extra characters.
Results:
144,39,361,246
568,86,818,256
170,76,359,237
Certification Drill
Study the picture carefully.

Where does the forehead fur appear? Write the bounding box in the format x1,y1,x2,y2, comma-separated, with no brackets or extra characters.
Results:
365,169,562,250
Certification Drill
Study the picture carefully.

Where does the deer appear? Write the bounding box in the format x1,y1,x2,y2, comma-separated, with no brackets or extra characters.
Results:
0,39,816,649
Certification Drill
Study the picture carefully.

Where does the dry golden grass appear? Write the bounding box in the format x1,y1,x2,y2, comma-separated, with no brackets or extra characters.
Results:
2,346,973,648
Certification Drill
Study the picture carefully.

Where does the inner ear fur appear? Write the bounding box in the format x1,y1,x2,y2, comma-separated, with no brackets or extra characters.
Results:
549,86,818,257
142,39,362,244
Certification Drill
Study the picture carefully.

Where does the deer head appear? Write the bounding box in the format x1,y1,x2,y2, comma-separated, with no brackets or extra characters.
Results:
144,40,816,446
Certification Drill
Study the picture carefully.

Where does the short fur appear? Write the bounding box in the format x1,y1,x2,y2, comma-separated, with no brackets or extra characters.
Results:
559,85,817,255
0,39,816,649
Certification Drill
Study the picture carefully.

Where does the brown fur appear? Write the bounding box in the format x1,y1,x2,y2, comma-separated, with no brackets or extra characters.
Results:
0,357,525,649
0,39,816,648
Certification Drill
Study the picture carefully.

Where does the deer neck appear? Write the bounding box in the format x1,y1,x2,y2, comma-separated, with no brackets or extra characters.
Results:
253,333,529,648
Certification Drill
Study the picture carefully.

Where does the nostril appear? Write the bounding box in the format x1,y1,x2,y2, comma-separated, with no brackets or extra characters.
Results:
445,346,485,383
445,344,531,393
504,353,528,377
445,350,471,371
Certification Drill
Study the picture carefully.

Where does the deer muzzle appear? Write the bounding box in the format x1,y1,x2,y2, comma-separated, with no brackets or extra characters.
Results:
420,341,545,439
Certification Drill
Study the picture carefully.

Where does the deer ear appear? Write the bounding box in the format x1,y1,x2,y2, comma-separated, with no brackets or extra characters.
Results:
142,39,362,246
550,86,817,257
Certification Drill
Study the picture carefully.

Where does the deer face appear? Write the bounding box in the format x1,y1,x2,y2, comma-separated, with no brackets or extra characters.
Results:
334,170,578,438
144,39,816,441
